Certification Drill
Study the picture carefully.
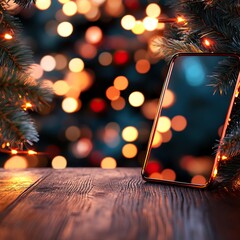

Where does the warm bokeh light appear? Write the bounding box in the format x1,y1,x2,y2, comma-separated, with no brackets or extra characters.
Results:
51,155,67,169
121,15,136,30
57,21,73,37
98,52,113,66
157,116,171,133
161,169,176,181
53,80,70,96
141,99,158,119
113,50,129,65
161,130,172,143
55,54,68,70
106,86,120,101
146,3,161,18
122,126,138,142
72,138,93,158
134,49,148,61
149,172,162,179
171,115,187,132
162,89,175,108
103,124,120,147
111,97,126,110
62,97,80,113
77,0,91,14
113,76,129,90
29,64,44,79
132,20,145,35
65,126,81,141
143,17,158,31
90,98,106,112
191,175,207,185
152,131,162,148
128,91,145,107
69,58,84,72
105,0,123,17
122,143,138,158
62,1,77,16
101,157,117,169
135,59,151,74
4,156,28,169
36,0,51,10
85,5,100,21
58,0,70,3
85,26,103,44
40,55,56,72
77,42,97,59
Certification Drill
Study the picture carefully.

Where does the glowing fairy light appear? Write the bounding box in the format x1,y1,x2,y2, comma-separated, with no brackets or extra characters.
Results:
36,0,51,10
213,168,218,178
202,38,214,48
122,126,138,142
28,150,37,155
221,155,228,160
128,91,145,107
143,17,158,31
51,155,67,169
177,16,185,23
22,102,33,111
101,157,117,169
121,15,136,30
11,149,18,155
40,55,56,72
62,1,77,16
4,33,13,40
146,3,161,18
57,22,73,37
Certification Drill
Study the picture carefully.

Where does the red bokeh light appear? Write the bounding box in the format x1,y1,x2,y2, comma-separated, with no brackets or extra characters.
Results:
145,161,162,175
90,98,106,112
113,50,129,65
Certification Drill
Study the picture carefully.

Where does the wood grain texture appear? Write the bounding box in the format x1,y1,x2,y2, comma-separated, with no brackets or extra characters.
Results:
0,168,240,240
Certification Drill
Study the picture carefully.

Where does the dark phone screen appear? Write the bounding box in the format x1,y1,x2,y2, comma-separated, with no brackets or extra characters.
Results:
142,54,239,186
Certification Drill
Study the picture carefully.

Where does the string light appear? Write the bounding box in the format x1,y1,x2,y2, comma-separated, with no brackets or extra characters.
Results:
176,16,186,23
11,149,18,154
202,38,214,48
28,150,37,155
4,33,13,40
213,167,218,178
221,155,228,160
22,102,33,111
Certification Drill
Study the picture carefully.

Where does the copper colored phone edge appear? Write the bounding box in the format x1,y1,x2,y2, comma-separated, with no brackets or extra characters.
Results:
141,53,240,188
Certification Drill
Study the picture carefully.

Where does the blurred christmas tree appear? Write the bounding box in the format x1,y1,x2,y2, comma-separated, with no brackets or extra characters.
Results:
0,0,52,152
151,0,240,186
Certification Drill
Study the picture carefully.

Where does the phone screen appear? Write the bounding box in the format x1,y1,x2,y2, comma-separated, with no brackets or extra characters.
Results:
142,54,239,187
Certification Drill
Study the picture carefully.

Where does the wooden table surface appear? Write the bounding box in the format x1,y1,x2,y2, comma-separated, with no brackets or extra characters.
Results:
0,168,240,240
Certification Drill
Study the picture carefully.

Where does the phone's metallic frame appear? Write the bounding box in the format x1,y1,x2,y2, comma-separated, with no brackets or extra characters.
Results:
141,53,240,188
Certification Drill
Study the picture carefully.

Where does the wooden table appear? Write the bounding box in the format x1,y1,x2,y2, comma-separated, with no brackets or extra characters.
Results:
0,168,240,240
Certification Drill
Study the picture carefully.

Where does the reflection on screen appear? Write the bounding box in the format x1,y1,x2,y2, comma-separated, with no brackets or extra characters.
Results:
142,55,238,186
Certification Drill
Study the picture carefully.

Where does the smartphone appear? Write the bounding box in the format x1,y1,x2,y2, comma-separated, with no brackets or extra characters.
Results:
142,53,240,188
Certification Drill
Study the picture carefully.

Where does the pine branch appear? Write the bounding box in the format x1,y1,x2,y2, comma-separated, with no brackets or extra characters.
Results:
150,36,202,61
208,57,240,95
0,70,52,109
219,123,240,158
0,101,39,147
1,0,35,8
0,5,33,73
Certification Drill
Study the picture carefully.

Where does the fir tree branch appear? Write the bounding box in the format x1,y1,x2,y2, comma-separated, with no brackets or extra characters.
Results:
150,36,202,61
0,5,33,73
208,57,240,94
0,101,39,147
1,0,35,8
0,70,52,109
